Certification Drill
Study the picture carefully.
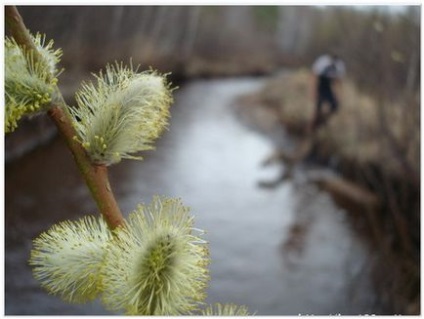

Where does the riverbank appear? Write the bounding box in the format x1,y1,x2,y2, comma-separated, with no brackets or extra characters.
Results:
234,70,420,314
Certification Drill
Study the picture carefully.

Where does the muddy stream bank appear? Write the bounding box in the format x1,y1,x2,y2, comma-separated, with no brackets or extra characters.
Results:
5,77,381,315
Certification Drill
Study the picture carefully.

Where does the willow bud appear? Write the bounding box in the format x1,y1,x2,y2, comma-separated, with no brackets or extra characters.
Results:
70,63,173,165
29,216,112,303
101,196,210,315
5,33,62,133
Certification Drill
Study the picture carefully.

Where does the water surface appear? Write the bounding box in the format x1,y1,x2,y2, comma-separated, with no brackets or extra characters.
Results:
5,78,378,315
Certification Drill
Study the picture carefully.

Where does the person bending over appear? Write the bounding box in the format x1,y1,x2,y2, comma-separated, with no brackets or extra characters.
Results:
311,53,346,129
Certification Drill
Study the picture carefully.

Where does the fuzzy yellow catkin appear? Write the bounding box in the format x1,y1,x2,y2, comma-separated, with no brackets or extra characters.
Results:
5,33,62,133
201,303,252,316
100,196,210,315
70,62,173,165
29,216,112,303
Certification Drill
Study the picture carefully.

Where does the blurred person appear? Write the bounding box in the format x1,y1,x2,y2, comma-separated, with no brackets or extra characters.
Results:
310,52,346,130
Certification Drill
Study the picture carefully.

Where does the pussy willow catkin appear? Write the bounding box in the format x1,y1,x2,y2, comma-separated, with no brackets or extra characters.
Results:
5,33,62,133
70,63,173,165
101,196,210,315
29,216,112,303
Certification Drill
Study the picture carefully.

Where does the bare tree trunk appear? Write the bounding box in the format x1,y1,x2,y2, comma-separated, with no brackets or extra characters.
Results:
405,50,418,93
161,7,183,55
71,10,85,73
149,6,169,46
182,6,201,60
111,6,125,42
144,6,173,60
277,6,314,55
138,6,155,37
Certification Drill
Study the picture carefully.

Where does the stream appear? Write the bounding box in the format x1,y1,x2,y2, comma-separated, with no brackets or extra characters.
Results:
5,77,380,315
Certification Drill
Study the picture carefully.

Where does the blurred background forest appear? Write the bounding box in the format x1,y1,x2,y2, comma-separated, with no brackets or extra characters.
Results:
5,5,420,316
15,6,420,94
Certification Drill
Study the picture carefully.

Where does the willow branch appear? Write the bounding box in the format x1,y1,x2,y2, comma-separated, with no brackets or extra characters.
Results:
6,5,124,229
47,107,125,229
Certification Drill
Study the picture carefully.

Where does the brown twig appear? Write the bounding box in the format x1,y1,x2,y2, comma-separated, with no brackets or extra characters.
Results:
6,6,124,229
48,107,124,229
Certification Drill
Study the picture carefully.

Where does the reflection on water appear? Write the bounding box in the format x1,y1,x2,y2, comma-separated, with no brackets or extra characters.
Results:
5,78,378,315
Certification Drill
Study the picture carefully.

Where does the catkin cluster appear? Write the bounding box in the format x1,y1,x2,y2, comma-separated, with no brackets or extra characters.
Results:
30,197,211,315
30,197,250,315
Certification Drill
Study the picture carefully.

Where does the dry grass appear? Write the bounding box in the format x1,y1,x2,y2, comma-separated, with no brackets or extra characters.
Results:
251,69,419,180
